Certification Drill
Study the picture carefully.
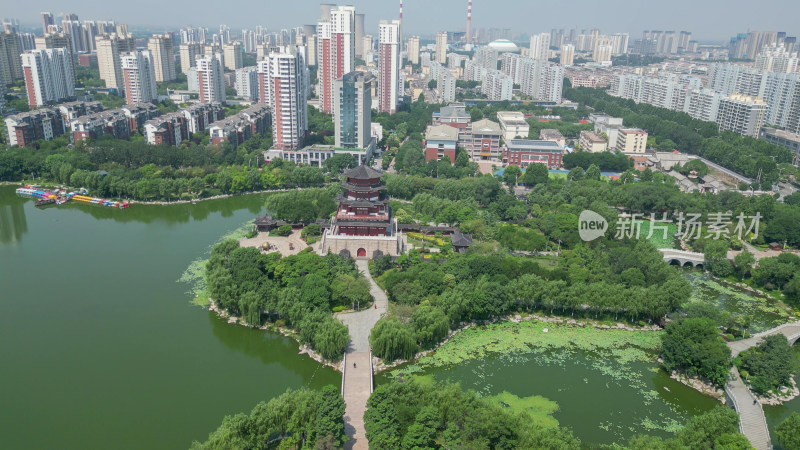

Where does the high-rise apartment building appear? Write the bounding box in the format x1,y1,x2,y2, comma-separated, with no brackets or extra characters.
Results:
755,43,799,73
482,70,513,101
21,48,75,107
407,36,420,65
179,43,202,75
594,44,612,63
529,33,551,61
473,47,499,70
517,58,564,103
235,66,258,100
96,33,136,92
611,33,630,55
378,20,401,113
334,71,373,148
678,31,692,52
196,53,226,104
40,12,54,35
717,94,767,137
260,48,308,150
316,5,355,114
33,33,75,84
435,31,448,64
0,32,24,83
761,73,800,133
362,35,374,60
223,42,243,70
316,21,333,112
61,14,86,53
147,34,176,82
330,6,356,101
439,71,456,103
121,50,158,104
560,44,575,66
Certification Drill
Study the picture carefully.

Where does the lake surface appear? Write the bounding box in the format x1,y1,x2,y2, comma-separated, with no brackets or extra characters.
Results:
378,337,719,445
0,186,339,450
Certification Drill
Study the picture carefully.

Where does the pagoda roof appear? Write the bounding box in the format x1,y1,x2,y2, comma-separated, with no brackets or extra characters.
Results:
338,196,389,207
344,165,383,180
451,231,474,247
342,182,386,192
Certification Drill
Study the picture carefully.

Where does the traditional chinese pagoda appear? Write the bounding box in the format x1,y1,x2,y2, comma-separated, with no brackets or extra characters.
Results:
321,165,403,258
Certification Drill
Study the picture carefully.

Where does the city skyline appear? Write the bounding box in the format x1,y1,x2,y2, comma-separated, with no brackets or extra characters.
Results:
4,0,800,41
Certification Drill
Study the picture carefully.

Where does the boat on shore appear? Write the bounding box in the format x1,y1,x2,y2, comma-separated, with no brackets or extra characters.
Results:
16,186,129,209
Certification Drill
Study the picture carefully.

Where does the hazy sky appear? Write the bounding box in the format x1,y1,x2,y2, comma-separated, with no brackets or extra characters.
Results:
8,0,800,41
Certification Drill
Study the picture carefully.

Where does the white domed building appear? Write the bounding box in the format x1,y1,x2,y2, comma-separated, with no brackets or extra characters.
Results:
487,39,520,53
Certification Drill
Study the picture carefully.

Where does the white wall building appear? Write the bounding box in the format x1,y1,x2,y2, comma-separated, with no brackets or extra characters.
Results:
223,41,243,70
529,33,551,61
121,50,158,104
21,48,74,107
717,94,767,137
407,36,420,64
147,33,175,82
262,48,308,150
435,31,448,64
235,66,258,100
196,53,226,104
96,33,135,92
482,70,513,101
560,44,574,66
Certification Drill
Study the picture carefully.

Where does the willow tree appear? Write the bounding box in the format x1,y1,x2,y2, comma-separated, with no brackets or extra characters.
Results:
370,317,417,361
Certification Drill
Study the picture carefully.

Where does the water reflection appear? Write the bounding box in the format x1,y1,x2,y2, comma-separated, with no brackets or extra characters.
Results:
0,193,28,244
207,310,340,387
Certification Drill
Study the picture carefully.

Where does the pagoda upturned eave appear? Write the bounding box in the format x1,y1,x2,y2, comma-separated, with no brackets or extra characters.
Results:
342,182,386,192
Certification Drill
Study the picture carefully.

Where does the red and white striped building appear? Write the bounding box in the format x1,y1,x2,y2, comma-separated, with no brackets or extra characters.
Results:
318,6,355,115
378,19,401,113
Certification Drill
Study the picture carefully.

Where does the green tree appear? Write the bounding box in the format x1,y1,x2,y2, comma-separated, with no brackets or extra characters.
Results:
660,318,731,386
733,250,755,279
314,317,350,361
567,166,584,181
522,163,549,186
777,413,800,450
370,317,418,361
585,164,601,181
504,165,521,186
739,334,795,395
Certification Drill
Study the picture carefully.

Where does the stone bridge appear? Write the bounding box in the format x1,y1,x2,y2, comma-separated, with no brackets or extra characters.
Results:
724,322,800,450
658,248,705,267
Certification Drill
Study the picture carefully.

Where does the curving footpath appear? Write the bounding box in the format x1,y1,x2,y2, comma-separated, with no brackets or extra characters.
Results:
336,260,388,450
724,322,800,450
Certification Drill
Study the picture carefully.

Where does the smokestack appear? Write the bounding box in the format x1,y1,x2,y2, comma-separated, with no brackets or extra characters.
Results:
466,0,472,46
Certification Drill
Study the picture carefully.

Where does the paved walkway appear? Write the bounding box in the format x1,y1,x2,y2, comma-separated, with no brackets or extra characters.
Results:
337,260,388,449
724,322,800,450
238,230,308,257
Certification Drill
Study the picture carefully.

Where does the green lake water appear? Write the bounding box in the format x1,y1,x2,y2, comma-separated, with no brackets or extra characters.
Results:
378,342,720,446
0,186,339,450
